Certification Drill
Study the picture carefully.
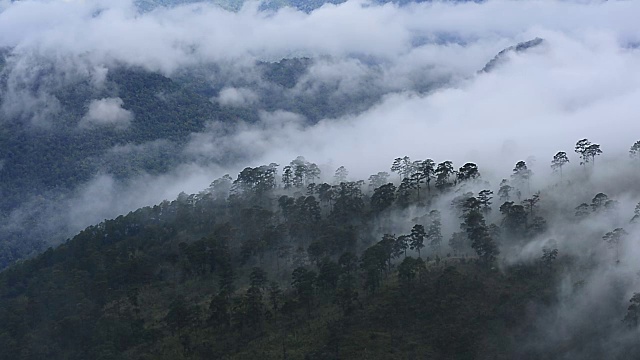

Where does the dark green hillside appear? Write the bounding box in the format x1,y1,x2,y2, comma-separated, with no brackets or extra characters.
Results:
2,149,639,359
0,64,242,269
0,55,401,270
0,67,229,202
0,192,557,360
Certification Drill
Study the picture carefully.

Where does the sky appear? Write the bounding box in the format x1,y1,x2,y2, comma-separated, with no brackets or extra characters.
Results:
1,0,640,244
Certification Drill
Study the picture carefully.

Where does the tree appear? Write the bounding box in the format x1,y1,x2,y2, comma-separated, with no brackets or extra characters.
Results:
551,151,570,181
575,138,591,166
250,267,268,290
360,244,387,293
397,257,424,289
335,273,359,315
498,179,513,202
500,201,528,237
541,246,558,271
338,252,358,276
166,297,198,333
334,166,349,184
417,159,436,193
330,181,365,224
396,177,414,208
410,224,426,258
448,232,467,256
317,183,334,208
477,190,493,215
584,143,602,166
390,156,413,180
603,227,627,263
575,138,602,167
409,171,425,201
464,209,499,266
232,164,278,199
290,156,309,188
623,293,640,328
208,174,233,202
282,166,293,189
450,192,474,217
291,267,317,314
575,203,590,218
591,193,609,212
527,216,547,238
521,192,540,217
511,161,532,195
461,196,482,217
245,285,265,329
368,172,389,190
370,183,396,214
631,202,640,223
401,157,415,179
630,140,640,162
267,282,282,315
457,163,480,182
395,234,410,258
427,210,443,252
379,234,397,272
390,157,403,181
209,293,231,328
306,163,321,185
435,161,455,191
316,258,340,294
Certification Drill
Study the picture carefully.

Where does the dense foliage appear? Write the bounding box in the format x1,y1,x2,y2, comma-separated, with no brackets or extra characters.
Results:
2,142,640,359
0,57,332,269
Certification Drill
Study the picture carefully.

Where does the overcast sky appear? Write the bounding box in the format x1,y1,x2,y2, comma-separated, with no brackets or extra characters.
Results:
1,0,640,245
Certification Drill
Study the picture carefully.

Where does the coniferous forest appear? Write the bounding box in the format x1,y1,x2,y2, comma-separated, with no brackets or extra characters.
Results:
3,140,640,359
1,1,640,359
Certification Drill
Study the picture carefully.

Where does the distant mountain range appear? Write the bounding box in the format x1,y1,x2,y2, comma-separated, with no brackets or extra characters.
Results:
0,34,541,270
481,38,544,73
134,0,470,12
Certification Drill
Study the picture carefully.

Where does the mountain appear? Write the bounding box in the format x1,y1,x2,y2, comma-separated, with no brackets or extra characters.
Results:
0,50,448,270
1,148,640,359
481,38,544,73
0,163,562,360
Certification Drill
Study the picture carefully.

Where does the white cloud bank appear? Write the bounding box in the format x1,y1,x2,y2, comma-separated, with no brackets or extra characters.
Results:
216,87,259,107
79,97,133,129
2,0,640,265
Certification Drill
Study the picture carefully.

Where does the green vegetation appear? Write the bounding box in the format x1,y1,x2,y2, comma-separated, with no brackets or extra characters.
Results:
0,57,323,269
2,142,640,359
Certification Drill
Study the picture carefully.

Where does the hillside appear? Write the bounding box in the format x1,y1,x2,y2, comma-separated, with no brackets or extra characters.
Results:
1,1,640,359
2,148,640,359
0,55,371,269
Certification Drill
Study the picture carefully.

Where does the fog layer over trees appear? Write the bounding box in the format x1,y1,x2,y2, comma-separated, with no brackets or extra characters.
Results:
1,1,640,358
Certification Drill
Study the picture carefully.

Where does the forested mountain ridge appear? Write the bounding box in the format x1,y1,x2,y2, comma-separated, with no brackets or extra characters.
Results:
2,140,640,359
0,55,372,270
1,1,639,358
0,27,556,272
0,65,230,268
0,44,455,270
134,0,468,13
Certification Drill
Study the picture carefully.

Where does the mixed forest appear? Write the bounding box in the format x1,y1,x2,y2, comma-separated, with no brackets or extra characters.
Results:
2,137,640,359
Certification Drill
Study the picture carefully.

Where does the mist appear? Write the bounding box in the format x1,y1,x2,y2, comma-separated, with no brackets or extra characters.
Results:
0,0,637,238
0,0,640,357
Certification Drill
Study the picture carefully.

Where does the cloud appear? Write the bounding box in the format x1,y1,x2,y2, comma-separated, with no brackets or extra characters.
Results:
2,6,640,355
79,97,133,129
0,0,638,236
0,0,636,73
216,86,259,107
186,30,640,184
2,0,638,128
